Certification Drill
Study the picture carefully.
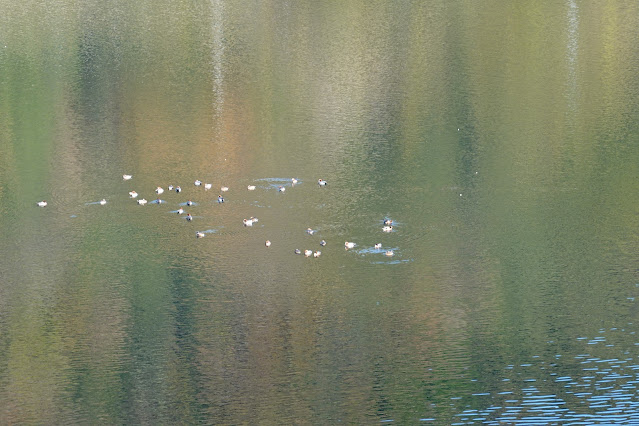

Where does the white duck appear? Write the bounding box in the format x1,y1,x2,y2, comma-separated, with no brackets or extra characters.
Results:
265,240,271,248
137,199,147,205
155,187,164,194
220,186,229,192
37,201,47,207
385,250,394,257
374,243,382,249
318,179,327,187
99,199,107,205
313,251,321,258
243,218,253,226
196,231,205,238
304,249,313,257
278,186,286,192
194,180,201,186
204,183,212,191
382,226,393,233
129,191,138,198
291,178,298,185
123,174,132,180
177,208,184,214
186,213,193,221
344,241,356,249
247,185,256,191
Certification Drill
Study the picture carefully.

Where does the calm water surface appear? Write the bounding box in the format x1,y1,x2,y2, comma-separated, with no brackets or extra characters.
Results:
2,1,639,424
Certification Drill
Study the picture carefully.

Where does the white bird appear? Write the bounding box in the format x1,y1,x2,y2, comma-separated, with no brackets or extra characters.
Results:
175,186,182,193
294,249,302,255
247,185,256,191
186,213,193,221
123,174,132,180
291,178,298,185
374,243,382,249
382,226,393,232
196,231,205,238
318,179,327,186
194,180,201,186
217,195,224,203
384,219,393,226
186,200,193,206
204,183,212,191
250,217,258,223
278,186,285,192
129,191,138,198
99,199,107,205
313,251,321,258
304,249,313,257
307,228,315,235
345,241,356,249
168,185,174,191
37,201,47,207
220,186,229,192
177,208,184,214
320,240,326,246
156,187,164,194
137,199,147,205
265,240,271,248
385,250,394,257
243,218,253,226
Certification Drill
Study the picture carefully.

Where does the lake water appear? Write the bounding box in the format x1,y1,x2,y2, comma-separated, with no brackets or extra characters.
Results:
2,1,639,424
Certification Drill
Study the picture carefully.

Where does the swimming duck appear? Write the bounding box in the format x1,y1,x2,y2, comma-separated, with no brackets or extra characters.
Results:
217,195,224,203
250,217,258,223
243,218,253,226
278,186,285,192
294,249,302,255
168,185,174,191
307,228,315,235
176,186,182,193
129,191,138,198
318,179,327,187
186,213,193,221
177,208,184,214
37,201,47,207
194,180,201,186
385,250,394,257
220,186,229,192
374,243,382,249
196,231,205,238
155,187,164,194
247,185,256,191
344,241,356,249
382,226,393,232
204,183,212,191
123,174,132,180
99,199,107,205
186,200,193,206
320,240,326,246
137,199,147,205
291,178,298,185
304,249,313,257
313,251,321,258
265,240,271,248
383,219,392,226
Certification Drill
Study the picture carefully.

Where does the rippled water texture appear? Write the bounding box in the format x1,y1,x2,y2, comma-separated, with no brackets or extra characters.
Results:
1,1,639,423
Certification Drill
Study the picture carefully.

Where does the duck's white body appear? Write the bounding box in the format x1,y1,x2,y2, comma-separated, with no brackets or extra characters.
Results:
243,218,253,226
168,185,174,191
291,178,298,185
220,186,229,192
374,243,382,249
196,231,205,238
384,219,393,226
304,249,313,257
177,208,184,214
37,201,47,207
186,214,193,221
313,251,321,258
318,179,327,186
194,180,201,186
247,185,256,191
204,183,212,190
382,226,393,232
176,186,182,193
99,199,107,205
278,186,285,192
294,249,302,255
320,240,326,246
217,195,224,203
385,250,394,257
186,200,193,206
155,187,164,194
123,174,132,180
129,191,138,198
265,240,271,248
137,199,147,205
344,241,356,249
307,228,315,235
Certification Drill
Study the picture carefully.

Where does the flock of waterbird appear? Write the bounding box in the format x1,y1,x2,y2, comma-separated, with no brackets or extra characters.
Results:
36,174,396,257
